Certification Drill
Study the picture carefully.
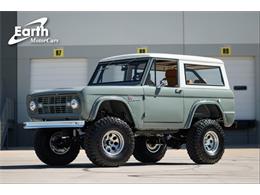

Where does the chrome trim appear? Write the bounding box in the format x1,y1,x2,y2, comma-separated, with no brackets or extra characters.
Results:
223,111,235,114
24,120,85,129
203,131,219,156
101,130,125,156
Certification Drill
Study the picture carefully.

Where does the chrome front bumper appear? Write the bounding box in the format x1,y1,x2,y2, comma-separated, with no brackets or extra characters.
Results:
24,120,85,129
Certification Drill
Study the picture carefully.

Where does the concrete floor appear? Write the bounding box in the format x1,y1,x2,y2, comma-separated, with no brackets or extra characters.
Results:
0,148,259,183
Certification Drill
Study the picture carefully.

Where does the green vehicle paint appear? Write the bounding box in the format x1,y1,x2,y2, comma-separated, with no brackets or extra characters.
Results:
26,53,235,131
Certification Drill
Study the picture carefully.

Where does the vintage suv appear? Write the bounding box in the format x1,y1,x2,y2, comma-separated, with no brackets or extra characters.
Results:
24,53,235,167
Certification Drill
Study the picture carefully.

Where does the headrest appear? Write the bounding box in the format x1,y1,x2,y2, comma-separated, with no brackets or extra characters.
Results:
165,69,177,77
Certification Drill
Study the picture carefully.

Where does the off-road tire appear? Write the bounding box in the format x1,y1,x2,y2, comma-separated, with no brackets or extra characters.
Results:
133,136,167,163
34,129,80,166
85,117,134,167
186,119,225,164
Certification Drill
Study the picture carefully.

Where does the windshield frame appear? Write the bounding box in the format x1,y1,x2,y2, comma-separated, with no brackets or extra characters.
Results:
88,57,151,86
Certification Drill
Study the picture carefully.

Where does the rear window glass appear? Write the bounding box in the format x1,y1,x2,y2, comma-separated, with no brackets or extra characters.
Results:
185,64,224,86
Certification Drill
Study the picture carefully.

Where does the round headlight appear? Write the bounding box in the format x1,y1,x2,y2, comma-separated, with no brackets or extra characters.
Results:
29,101,37,111
71,99,79,109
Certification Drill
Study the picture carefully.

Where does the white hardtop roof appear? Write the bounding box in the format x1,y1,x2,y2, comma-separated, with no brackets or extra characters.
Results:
100,53,223,64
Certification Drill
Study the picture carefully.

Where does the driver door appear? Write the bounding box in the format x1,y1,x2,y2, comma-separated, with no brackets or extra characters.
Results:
143,59,184,123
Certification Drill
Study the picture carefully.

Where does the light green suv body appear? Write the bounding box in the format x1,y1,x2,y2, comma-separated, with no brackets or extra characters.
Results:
82,86,234,130
24,53,235,167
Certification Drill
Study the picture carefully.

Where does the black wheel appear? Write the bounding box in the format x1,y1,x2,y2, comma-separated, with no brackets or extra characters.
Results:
34,129,80,166
85,117,134,167
133,136,167,163
186,119,225,164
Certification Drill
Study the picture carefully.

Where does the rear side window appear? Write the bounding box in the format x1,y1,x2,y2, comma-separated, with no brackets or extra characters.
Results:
185,64,224,86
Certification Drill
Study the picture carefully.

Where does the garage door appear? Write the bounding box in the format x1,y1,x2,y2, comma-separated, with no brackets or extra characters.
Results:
220,57,255,120
30,58,88,92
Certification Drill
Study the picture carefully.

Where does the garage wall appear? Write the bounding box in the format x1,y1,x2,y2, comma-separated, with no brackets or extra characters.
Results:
184,12,259,44
17,12,259,46
16,11,260,147
18,12,184,46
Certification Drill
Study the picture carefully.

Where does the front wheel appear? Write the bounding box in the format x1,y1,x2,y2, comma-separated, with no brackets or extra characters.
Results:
133,136,167,163
34,129,80,166
85,117,135,167
186,119,225,164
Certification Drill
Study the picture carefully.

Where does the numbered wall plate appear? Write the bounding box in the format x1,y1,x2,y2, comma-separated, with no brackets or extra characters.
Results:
53,48,64,57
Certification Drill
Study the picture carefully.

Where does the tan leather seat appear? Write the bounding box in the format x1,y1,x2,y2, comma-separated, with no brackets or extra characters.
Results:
165,69,177,87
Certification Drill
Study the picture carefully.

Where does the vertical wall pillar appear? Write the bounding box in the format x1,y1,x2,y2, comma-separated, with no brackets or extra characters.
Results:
257,12,260,147
0,12,17,149
0,12,3,149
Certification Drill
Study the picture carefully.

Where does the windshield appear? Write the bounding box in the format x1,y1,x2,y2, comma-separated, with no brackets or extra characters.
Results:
89,58,149,86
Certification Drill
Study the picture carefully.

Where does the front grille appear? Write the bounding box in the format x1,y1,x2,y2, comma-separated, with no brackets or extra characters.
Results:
35,94,79,114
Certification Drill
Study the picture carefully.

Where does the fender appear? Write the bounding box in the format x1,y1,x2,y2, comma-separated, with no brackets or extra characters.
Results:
88,96,138,127
184,100,226,129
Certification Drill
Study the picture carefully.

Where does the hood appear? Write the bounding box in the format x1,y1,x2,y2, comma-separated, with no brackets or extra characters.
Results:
29,85,143,97
30,87,85,96
82,85,143,96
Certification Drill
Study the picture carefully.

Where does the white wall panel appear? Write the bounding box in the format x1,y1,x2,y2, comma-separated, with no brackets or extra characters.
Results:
30,58,88,92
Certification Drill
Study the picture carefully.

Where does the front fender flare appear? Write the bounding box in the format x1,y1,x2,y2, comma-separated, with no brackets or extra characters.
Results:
88,96,137,127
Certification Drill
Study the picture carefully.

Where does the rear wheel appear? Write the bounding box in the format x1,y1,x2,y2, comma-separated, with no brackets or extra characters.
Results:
34,129,80,166
186,119,225,164
85,117,134,167
133,136,167,163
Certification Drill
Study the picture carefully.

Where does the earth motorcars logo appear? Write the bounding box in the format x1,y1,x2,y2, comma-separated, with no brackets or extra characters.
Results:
8,17,59,45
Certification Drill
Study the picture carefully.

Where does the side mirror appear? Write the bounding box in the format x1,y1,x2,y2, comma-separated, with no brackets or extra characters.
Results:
157,79,167,88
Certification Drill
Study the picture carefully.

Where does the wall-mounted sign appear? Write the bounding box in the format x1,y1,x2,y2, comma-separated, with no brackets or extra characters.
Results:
220,47,232,56
137,47,148,54
8,17,59,45
53,48,64,57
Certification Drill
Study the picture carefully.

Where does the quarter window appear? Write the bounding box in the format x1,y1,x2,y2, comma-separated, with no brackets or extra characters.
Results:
185,64,224,86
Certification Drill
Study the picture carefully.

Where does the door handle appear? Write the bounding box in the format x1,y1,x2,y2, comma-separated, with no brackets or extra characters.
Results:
175,89,182,94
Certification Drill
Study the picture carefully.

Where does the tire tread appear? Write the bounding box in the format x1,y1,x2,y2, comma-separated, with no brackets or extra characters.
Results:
186,119,225,164
34,129,80,166
85,117,134,167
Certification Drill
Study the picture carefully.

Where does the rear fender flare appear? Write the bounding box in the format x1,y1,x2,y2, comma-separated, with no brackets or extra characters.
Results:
184,100,225,129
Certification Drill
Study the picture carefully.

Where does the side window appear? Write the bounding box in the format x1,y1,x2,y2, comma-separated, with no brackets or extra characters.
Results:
185,64,224,86
145,59,178,87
